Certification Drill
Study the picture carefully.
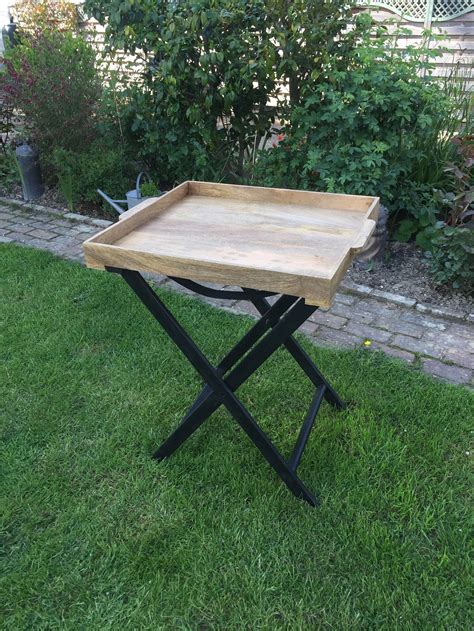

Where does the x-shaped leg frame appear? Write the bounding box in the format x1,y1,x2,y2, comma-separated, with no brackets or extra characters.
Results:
106,268,344,506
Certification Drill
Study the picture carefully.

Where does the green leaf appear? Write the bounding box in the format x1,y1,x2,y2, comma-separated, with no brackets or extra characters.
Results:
394,219,417,243
416,226,438,252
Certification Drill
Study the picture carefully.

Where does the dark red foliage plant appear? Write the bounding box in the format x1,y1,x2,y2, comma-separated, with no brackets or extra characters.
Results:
1,29,101,154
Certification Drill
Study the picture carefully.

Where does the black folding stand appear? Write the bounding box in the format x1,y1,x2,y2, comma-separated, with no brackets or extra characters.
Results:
106,267,344,506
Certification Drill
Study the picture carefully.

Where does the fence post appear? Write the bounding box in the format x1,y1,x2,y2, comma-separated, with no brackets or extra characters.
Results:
422,0,435,76
424,0,435,28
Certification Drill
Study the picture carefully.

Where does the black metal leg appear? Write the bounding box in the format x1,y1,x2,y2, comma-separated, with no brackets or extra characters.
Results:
107,268,344,506
154,294,299,458
153,297,317,462
243,289,345,409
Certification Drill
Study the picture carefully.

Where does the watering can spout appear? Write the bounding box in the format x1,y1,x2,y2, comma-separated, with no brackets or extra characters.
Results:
97,188,127,216
98,172,155,216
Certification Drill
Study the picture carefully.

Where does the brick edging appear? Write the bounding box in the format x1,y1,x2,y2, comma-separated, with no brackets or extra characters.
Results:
1,195,471,324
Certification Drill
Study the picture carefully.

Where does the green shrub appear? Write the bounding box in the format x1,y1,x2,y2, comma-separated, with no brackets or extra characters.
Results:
429,227,474,290
85,0,360,185
395,133,473,289
51,145,128,210
392,184,440,249
409,62,473,189
428,134,474,290
250,26,453,205
1,29,100,155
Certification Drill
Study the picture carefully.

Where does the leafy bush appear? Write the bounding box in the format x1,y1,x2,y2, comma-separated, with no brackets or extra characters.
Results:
51,144,128,210
1,29,100,155
427,135,474,289
441,135,474,226
395,134,473,289
409,62,473,189
250,25,453,205
429,227,474,290
85,0,360,185
393,185,440,249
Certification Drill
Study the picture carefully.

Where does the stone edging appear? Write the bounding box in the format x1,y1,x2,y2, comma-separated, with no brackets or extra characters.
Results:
2,195,472,324
339,281,472,323
0,197,113,229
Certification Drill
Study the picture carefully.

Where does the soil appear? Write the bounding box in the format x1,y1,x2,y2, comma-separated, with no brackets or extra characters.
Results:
1,187,472,314
0,183,114,220
349,241,473,314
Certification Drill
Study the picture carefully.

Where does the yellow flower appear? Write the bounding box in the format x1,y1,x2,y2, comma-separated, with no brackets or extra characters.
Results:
363,339,372,347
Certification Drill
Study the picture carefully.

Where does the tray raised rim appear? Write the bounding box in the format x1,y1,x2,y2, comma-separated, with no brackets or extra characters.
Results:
83,181,379,307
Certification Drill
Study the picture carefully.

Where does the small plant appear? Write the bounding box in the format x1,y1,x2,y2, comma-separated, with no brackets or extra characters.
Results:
429,227,474,290
140,181,161,197
57,168,74,211
427,135,474,290
393,185,440,250
440,135,474,227
0,147,21,191
51,144,127,208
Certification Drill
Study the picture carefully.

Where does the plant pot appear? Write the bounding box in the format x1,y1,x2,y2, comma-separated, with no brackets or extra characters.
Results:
355,203,388,268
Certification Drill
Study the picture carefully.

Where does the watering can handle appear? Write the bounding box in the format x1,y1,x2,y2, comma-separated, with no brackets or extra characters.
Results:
135,171,151,198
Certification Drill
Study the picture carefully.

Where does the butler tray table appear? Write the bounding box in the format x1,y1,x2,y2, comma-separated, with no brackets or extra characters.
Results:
83,181,379,506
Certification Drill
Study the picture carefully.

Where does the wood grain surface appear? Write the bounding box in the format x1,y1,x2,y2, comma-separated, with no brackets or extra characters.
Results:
84,181,379,307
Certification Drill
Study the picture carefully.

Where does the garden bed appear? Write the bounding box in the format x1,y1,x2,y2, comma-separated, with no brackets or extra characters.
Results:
0,183,113,220
349,241,474,314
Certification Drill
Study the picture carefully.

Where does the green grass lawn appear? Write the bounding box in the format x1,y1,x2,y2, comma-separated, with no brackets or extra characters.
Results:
1,244,472,629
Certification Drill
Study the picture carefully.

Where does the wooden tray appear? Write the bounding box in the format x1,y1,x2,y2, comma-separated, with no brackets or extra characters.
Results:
83,181,379,307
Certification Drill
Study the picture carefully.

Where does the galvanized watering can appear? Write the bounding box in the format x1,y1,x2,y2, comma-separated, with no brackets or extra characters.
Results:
97,171,155,215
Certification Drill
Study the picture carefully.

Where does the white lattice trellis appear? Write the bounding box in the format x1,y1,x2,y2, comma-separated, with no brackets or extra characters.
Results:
359,0,474,22
433,0,473,19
